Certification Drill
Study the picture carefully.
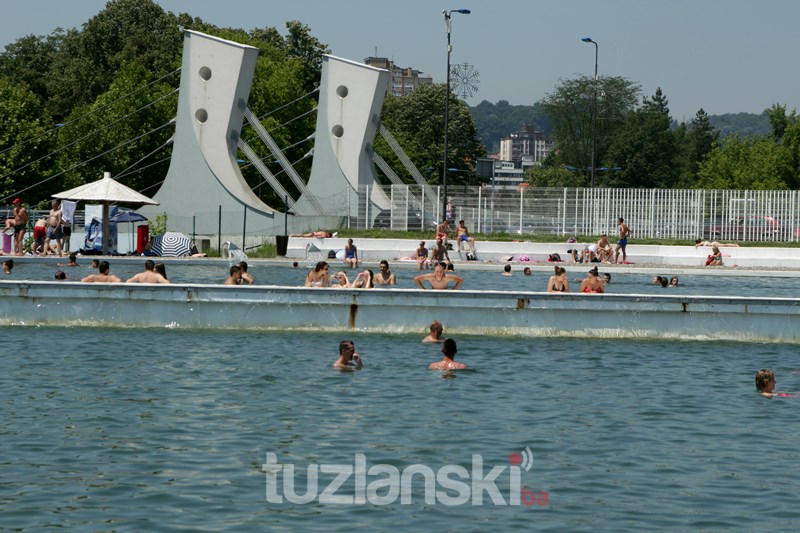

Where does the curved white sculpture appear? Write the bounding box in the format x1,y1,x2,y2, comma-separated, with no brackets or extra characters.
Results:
295,55,391,226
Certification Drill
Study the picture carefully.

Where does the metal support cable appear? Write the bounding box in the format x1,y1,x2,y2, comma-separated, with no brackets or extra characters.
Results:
0,90,178,184
236,137,303,215
241,106,324,214
0,67,181,157
115,136,174,180
256,87,318,121
1,119,176,203
378,124,437,200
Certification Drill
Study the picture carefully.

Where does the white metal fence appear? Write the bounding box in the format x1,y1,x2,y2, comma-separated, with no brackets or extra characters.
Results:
358,185,800,242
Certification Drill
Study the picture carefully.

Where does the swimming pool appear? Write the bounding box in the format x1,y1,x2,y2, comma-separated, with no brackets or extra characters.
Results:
2,328,798,530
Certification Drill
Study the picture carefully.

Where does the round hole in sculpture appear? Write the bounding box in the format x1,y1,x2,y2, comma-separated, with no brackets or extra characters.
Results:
331,124,344,138
195,108,208,123
199,66,212,81
336,85,349,98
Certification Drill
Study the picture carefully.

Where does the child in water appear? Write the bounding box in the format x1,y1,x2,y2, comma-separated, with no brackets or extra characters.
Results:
755,368,796,398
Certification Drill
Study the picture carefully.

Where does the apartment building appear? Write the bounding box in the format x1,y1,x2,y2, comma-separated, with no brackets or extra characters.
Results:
363,57,433,97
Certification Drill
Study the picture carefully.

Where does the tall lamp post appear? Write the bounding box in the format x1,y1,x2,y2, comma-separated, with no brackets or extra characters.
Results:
442,8,471,222
581,37,598,188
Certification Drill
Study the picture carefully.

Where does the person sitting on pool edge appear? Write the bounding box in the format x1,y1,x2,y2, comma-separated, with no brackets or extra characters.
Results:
422,320,444,343
428,338,466,370
333,340,363,370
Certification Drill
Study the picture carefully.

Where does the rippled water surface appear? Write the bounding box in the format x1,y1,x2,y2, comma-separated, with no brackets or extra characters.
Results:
2,328,800,531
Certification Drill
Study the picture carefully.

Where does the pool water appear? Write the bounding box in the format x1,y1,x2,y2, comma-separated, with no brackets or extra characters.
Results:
2,328,800,530
6,258,800,297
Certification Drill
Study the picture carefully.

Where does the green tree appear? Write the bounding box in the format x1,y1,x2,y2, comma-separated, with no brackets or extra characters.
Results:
54,60,177,195
0,30,65,105
46,0,186,120
678,108,719,186
541,75,639,185
606,88,681,188
697,134,794,190
524,164,584,187
376,84,486,186
0,79,55,199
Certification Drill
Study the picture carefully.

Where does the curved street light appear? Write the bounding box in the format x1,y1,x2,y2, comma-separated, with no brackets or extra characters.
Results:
442,8,471,222
581,37,598,188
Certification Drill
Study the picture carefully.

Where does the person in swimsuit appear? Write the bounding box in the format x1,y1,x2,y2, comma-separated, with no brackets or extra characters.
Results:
6,199,28,256
547,265,570,293
373,260,396,285
416,241,429,270
435,220,449,246
669,276,679,287
706,245,723,266
579,266,604,293
305,261,329,287
422,320,444,343
455,220,476,253
333,340,363,370
224,265,243,285
238,261,254,284
351,269,374,289
754,368,796,398
414,262,463,290
428,338,466,370
44,200,63,256
81,260,122,283
431,238,450,265
331,270,351,288
344,239,358,268
614,217,631,264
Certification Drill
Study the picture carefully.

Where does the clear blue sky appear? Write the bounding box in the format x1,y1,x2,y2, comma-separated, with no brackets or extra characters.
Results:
2,0,799,122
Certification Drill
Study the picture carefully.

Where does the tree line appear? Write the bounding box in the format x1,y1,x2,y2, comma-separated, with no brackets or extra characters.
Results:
0,0,796,217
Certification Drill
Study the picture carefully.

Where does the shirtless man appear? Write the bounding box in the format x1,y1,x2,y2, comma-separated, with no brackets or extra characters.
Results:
225,265,243,285
597,234,612,263
422,320,444,343
239,261,254,284
414,262,463,289
126,259,169,283
431,238,450,265
373,260,396,285
9,199,28,255
428,338,466,370
81,260,122,283
32,217,47,255
455,220,476,253
416,241,429,270
614,217,631,264
435,219,449,246
44,200,63,256
333,339,363,370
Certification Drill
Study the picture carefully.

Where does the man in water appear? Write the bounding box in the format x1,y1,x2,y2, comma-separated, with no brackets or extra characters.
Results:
126,259,169,283
422,320,444,343
333,340,363,369
239,261,254,284
81,260,122,283
414,262,463,290
373,260,396,285
428,338,466,370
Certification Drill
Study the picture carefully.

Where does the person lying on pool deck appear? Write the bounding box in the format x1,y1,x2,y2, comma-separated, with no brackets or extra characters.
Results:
414,262,463,290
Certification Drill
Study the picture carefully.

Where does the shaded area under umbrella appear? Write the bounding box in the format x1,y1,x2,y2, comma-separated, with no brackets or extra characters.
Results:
110,210,149,254
53,171,158,255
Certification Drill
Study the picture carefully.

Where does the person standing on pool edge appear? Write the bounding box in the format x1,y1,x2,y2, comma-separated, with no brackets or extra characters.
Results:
614,217,631,264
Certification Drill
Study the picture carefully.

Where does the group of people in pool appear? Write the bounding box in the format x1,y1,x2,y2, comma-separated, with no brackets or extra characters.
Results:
653,275,680,288
305,259,464,290
333,320,466,371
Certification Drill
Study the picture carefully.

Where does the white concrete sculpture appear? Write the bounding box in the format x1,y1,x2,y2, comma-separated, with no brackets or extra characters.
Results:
294,55,391,226
141,30,281,234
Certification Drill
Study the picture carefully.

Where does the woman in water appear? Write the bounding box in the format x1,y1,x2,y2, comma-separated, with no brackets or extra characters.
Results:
305,261,329,287
330,270,351,288
547,266,569,293
351,269,374,289
579,267,604,293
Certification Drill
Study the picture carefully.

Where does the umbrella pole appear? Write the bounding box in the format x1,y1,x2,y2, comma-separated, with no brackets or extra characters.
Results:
102,202,110,255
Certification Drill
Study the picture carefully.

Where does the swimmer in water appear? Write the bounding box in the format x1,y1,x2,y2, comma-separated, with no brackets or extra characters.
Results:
422,320,444,343
755,368,796,398
428,338,466,370
414,262,463,290
333,340,363,370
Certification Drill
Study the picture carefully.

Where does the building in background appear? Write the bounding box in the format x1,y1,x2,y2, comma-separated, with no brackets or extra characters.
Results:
499,125,553,164
364,57,432,97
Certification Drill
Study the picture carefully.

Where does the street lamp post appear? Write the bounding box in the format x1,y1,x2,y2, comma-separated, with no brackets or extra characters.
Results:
442,8,470,222
581,37,598,188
